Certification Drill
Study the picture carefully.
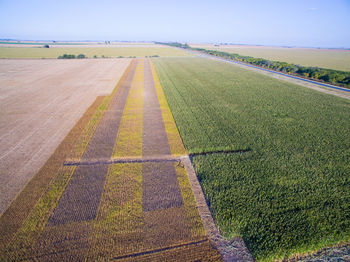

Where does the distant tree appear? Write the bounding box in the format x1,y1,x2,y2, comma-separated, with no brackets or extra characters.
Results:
77,54,86,59
58,54,76,59
43,44,50,48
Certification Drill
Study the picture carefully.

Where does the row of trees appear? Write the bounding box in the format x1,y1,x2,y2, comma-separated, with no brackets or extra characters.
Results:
199,49,350,87
157,42,350,88
155,42,190,49
58,54,86,59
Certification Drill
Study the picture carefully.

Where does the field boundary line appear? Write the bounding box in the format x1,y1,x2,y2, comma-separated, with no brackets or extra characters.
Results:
181,156,255,261
64,155,186,166
64,148,252,166
111,238,208,260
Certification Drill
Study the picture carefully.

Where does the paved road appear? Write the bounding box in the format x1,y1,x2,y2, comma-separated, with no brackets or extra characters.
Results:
189,49,350,100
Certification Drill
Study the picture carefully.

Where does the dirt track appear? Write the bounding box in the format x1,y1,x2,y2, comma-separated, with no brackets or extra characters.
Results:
0,58,130,213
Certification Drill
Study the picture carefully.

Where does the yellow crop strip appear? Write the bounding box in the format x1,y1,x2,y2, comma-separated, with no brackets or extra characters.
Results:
1,165,76,260
89,61,144,259
69,60,135,161
88,163,143,259
174,164,206,238
112,59,143,158
149,59,186,156
149,59,205,238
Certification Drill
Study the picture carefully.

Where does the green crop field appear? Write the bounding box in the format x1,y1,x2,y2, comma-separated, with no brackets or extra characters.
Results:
191,44,350,72
0,46,192,58
153,57,350,261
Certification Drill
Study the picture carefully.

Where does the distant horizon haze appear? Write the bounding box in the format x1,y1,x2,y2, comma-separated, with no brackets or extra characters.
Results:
1,39,350,50
0,0,349,49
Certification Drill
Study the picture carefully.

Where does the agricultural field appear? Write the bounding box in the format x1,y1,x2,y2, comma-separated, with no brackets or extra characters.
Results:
0,40,156,47
153,57,350,261
0,58,222,261
190,44,350,71
0,45,192,58
0,58,130,213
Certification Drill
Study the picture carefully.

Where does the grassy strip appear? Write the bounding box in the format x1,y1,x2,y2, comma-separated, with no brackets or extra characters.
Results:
87,163,143,260
150,59,187,156
112,60,143,158
153,57,350,261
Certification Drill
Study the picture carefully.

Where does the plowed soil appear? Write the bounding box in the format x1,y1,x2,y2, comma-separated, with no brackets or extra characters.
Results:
0,58,131,213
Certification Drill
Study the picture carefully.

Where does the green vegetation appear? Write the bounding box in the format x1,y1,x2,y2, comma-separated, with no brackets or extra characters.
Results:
58,53,87,59
153,57,350,261
0,46,192,58
58,54,77,59
155,42,190,49
158,42,350,89
191,44,350,72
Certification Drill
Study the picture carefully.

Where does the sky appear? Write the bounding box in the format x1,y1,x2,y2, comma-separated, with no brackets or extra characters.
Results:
0,0,350,48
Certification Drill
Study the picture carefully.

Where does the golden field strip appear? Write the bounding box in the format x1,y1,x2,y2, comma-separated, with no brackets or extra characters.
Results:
0,45,192,58
0,58,222,261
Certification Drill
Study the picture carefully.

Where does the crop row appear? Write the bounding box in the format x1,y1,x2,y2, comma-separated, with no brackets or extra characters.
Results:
157,42,350,89
152,57,350,261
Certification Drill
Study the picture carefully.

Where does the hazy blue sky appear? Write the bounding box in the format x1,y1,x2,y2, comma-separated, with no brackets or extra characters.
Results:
1,0,349,47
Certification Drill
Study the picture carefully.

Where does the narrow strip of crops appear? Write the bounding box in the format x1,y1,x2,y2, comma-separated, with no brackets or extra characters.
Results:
149,60,187,156
112,60,144,158
152,57,350,261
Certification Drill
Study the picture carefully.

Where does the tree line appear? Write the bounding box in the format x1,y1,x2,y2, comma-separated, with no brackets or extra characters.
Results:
156,42,350,89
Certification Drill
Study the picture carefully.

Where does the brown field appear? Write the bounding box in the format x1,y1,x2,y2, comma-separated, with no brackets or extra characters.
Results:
0,58,225,261
0,58,131,213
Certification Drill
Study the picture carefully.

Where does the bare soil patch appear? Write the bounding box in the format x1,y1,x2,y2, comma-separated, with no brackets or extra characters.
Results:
48,60,136,224
0,96,104,250
0,58,131,214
